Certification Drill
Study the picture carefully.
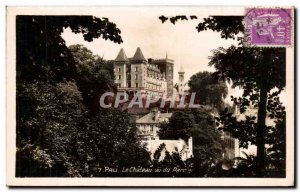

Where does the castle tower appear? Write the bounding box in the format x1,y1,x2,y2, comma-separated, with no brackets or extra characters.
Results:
178,65,185,94
150,52,174,95
114,48,129,88
130,47,147,91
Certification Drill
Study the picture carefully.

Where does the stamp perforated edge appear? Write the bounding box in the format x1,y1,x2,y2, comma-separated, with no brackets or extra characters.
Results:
243,6,294,48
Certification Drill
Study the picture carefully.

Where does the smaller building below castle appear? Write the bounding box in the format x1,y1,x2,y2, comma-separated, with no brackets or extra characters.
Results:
136,110,240,162
136,110,193,161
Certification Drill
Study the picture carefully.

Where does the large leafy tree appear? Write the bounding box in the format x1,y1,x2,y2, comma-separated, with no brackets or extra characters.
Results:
16,16,122,84
158,109,222,176
209,46,286,176
16,16,153,177
74,110,151,177
188,71,228,110
159,15,286,176
17,15,123,144
68,44,116,115
16,81,85,176
16,16,147,177
158,111,194,141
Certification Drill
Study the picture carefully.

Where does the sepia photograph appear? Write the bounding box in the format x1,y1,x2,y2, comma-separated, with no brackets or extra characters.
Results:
6,6,295,186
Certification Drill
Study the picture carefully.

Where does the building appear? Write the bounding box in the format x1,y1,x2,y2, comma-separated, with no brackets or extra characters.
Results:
136,110,172,140
136,110,193,161
177,64,189,95
221,132,239,160
149,54,174,95
137,110,240,161
114,47,174,96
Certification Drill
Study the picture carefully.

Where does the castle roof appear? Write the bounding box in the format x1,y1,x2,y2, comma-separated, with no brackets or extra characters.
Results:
132,47,146,61
115,48,128,61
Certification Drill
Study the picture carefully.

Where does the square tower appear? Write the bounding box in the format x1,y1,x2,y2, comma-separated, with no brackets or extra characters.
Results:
151,57,174,95
114,48,129,88
130,47,147,90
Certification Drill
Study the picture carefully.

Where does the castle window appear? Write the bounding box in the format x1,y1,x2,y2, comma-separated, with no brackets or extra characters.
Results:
135,67,138,72
135,74,138,80
136,83,138,88
118,75,121,80
118,67,121,72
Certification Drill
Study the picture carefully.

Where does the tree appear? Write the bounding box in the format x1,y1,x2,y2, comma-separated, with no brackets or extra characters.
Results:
17,15,122,149
16,81,85,176
159,15,243,40
75,110,151,177
189,109,222,176
68,44,116,115
188,71,228,110
158,109,222,176
158,111,194,141
209,46,286,176
16,16,122,84
16,16,125,177
159,15,286,176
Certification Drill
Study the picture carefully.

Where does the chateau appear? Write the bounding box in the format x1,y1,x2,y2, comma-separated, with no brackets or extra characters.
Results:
113,47,239,162
114,47,174,95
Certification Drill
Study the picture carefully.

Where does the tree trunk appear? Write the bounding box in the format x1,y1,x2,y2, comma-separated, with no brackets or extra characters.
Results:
256,86,268,176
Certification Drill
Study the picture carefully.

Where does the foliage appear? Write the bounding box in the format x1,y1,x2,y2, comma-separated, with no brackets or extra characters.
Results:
75,110,151,176
159,15,243,40
16,16,122,84
196,16,244,40
16,16,151,177
210,46,286,176
209,46,286,93
159,14,287,177
158,111,194,141
265,90,286,176
215,88,286,177
188,71,228,110
158,109,222,176
16,81,85,176
69,44,116,115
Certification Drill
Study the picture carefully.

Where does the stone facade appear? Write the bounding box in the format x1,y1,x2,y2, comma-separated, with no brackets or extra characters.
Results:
114,47,173,95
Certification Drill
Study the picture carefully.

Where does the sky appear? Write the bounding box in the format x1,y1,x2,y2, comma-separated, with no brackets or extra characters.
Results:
61,7,240,85
60,7,290,155
61,7,288,107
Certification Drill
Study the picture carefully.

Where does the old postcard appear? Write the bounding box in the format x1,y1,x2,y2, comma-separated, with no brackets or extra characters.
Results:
6,6,295,186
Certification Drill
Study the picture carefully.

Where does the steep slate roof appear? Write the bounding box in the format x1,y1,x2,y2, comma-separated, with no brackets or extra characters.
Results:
132,47,146,61
115,48,128,61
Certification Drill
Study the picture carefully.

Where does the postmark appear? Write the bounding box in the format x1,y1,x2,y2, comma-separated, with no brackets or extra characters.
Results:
244,8,293,47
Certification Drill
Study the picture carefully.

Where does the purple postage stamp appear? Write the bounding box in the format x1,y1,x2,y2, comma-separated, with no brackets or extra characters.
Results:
244,8,293,47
